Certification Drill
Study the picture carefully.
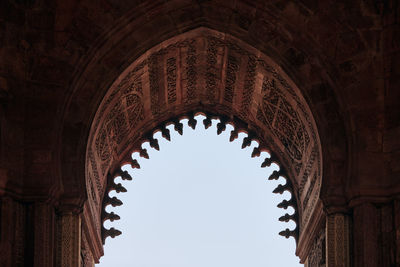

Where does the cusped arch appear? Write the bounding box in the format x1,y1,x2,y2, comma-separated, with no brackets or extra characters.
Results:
84,28,324,262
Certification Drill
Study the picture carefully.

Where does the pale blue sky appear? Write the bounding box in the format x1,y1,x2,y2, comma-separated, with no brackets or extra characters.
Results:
97,115,302,267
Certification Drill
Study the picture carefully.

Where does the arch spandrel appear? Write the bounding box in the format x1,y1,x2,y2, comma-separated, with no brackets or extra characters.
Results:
85,27,322,251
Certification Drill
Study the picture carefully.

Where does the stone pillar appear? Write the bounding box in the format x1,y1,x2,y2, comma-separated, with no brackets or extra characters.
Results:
326,213,351,267
56,211,82,267
395,200,400,265
352,201,399,267
381,202,396,267
33,202,55,267
0,197,27,267
353,203,379,267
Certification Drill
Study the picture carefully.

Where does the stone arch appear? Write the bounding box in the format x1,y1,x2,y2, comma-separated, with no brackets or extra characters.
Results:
58,2,351,221
54,3,353,264
82,28,326,263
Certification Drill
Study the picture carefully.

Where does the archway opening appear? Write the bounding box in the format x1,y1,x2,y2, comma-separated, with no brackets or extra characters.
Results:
84,28,324,264
97,115,301,266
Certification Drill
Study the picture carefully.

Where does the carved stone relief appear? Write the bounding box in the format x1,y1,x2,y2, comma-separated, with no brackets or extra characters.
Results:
81,233,94,267
326,214,351,267
241,56,257,116
306,229,326,267
56,213,81,267
256,76,310,162
184,41,197,102
149,54,162,116
166,57,177,104
85,28,323,247
205,38,218,102
224,53,240,103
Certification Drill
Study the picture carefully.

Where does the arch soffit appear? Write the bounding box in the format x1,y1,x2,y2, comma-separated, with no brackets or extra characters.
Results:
84,28,324,258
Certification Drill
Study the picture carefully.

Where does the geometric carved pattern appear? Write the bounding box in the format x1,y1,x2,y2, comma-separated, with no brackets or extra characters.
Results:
95,128,110,162
88,148,102,194
306,228,326,267
241,56,256,115
149,54,161,115
205,38,218,102
256,77,309,162
224,54,240,103
302,174,317,211
81,234,94,267
326,214,351,267
106,102,128,146
126,94,144,126
299,147,317,194
56,213,81,267
185,41,197,102
166,57,177,104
